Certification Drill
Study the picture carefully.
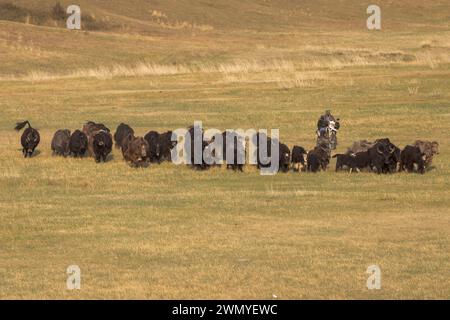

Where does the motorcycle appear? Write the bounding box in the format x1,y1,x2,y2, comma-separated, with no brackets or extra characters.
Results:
316,120,338,150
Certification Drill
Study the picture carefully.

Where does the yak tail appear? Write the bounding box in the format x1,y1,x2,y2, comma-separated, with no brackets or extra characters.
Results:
14,120,31,131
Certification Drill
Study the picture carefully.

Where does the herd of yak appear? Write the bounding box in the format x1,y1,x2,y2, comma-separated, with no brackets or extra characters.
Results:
14,120,440,174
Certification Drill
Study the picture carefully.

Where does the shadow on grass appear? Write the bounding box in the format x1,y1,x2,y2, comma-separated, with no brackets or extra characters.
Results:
16,148,41,158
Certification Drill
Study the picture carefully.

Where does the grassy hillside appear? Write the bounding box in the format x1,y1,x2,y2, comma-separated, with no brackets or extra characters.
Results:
5,0,450,32
1,0,450,76
0,1,449,299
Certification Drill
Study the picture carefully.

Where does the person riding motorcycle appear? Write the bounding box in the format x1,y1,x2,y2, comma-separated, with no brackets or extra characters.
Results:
316,110,340,150
317,110,340,137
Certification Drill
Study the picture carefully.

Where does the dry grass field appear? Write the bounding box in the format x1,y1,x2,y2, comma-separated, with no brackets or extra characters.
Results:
0,0,449,299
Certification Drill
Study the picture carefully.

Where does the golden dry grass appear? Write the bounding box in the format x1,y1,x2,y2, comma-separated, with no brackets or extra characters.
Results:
0,0,449,299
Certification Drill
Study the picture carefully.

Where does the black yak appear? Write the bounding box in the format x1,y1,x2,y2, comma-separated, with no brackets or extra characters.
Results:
69,130,88,157
51,129,71,156
92,130,113,163
15,120,40,158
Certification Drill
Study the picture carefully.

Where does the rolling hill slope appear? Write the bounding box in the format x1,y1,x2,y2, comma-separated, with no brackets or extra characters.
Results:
0,0,449,299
